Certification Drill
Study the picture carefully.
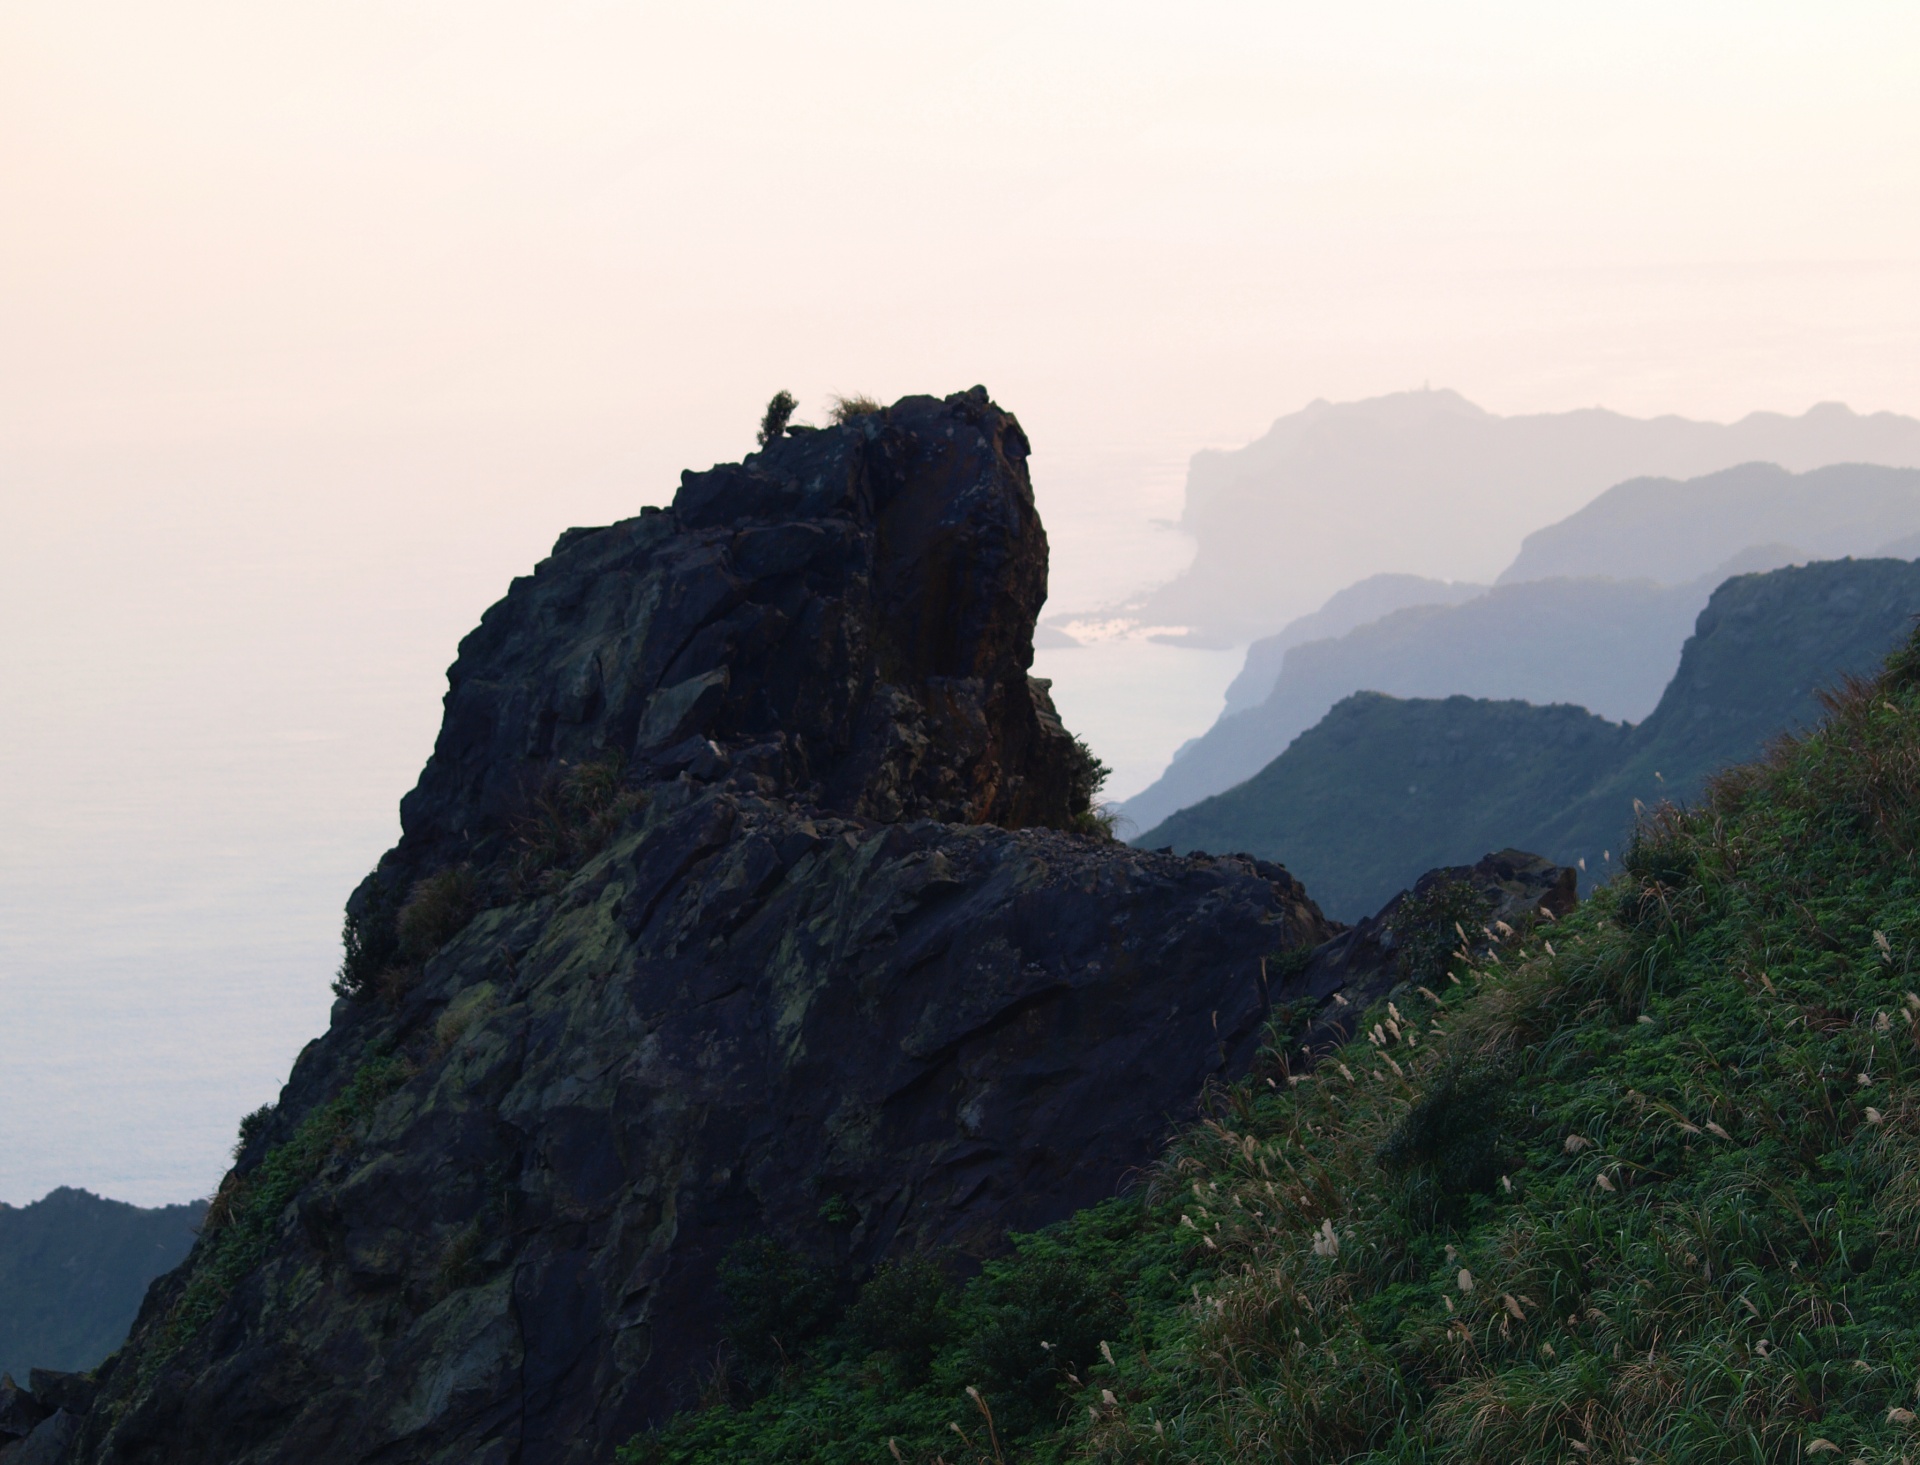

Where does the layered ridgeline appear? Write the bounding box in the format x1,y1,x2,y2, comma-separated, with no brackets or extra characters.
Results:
1142,557,1920,919
0,1191,203,1385
55,391,1336,1465
1083,389,1920,647
609,583,1920,1463
1122,462,1920,836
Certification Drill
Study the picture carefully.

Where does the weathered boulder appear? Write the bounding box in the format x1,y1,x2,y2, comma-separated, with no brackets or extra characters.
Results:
3,1410,80,1465
1278,848,1579,1059
0,1376,49,1444
72,391,1335,1465
25,1376,94,1422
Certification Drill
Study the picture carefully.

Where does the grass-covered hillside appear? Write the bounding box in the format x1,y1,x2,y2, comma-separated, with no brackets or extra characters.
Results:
626,623,1920,1464
1142,558,1920,918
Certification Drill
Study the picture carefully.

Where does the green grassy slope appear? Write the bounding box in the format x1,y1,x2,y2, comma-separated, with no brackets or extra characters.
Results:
0,1188,205,1382
622,624,1920,1464
1141,558,1920,920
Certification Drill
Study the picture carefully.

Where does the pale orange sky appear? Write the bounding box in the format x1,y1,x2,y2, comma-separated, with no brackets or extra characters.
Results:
3,1,1920,1202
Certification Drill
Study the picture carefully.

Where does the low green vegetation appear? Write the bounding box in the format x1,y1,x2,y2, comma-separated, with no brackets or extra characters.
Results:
139,1054,412,1382
624,628,1920,1462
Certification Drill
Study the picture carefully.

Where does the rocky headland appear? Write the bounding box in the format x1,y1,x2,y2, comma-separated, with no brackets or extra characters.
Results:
53,390,1345,1464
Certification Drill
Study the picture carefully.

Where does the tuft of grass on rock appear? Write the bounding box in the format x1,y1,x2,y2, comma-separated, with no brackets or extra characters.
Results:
828,394,885,423
508,755,648,897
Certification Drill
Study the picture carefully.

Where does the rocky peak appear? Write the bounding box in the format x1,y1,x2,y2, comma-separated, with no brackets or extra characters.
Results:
67,390,1335,1465
381,388,1082,891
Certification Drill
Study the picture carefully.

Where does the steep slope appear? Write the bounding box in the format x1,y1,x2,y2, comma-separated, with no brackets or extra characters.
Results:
63,390,1334,1465
0,1191,204,1384
1098,389,1920,645
1120,563,1769,836
619,618,1920,1465
1499,461,1920,584
1141,558,1920,918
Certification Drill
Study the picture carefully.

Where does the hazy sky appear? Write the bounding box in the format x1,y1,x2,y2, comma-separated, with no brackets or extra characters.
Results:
4,1,1920,1203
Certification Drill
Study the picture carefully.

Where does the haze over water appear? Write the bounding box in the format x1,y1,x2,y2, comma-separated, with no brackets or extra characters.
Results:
4,2,1919,1204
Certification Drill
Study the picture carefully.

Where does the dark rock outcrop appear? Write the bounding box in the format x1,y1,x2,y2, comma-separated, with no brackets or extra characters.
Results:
0,1375,51,1446
4,1411,81,1465
72,390,1334,1465
1277,849,1579,1058
26,1376,95,1423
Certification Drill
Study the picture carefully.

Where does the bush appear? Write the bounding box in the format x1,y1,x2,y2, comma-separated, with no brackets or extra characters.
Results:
843,1253,953,1382
1392,874,1492,988
953,1249,1128,1436
757,391,798,447
332,881,401,999
717,1237,839,1391
508,756,647,896
1374,1057,1514,1228
231,1102,276,1162
1065,736,1115,838
396,864,478,962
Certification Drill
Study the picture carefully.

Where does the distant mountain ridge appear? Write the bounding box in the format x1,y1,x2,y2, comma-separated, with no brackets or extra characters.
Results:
1137,557,1920,918
1119,461,1920,832
1499,461,1920,584
0,1188,204,1385
1217,573,1484,719
1089,389,1920,646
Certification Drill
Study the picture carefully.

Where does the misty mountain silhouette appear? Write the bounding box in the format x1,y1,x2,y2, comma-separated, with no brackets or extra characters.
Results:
1136,557,1920,918
1119,463,1920,832
1084,389,1920,646
1500,461,1920,584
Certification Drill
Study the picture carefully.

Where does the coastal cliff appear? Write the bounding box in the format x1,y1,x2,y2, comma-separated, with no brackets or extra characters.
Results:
68,390,1333,1464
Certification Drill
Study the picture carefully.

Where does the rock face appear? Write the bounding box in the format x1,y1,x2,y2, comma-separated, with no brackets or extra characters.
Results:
72,390,1334,1465
1277,849,1579,1060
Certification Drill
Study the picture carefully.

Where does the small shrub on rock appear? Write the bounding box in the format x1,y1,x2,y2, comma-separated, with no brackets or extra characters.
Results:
508,756,647,896
396,864,478,963
757,391,797,447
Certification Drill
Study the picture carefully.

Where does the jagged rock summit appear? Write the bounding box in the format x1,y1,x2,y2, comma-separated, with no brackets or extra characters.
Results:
72,389,1334,1465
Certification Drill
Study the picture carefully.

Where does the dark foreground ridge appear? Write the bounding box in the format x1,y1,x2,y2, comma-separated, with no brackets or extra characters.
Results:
63,390,1334,1464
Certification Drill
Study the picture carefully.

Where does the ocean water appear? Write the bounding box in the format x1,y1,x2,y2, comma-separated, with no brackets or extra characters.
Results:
0,436,1234,1206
